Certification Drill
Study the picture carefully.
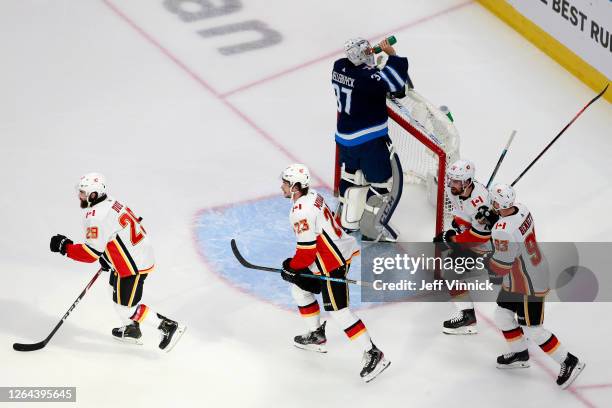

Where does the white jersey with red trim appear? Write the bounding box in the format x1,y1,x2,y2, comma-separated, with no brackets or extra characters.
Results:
445,181,492,252
82,197,155,277
489,203,549,296
289,190,360,275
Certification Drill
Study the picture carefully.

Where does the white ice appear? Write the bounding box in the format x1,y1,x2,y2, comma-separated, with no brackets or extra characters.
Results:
1,1,611,407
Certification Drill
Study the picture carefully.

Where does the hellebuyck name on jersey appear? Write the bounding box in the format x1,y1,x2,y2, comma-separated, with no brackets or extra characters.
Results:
332,55,409,147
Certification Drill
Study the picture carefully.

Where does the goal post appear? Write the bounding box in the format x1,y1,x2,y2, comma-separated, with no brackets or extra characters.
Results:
334,90,460,237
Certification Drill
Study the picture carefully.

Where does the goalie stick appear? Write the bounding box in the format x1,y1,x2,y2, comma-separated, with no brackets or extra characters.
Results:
230,239,371,287
511,84,608,187
13,268,103,352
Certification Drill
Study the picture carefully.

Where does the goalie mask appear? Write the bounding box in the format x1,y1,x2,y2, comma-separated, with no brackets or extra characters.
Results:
490,183,516,210
77,172,107,208
344,37,375,67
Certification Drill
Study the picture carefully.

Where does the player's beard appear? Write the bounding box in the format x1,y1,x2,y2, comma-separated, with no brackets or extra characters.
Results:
450,186,462,196
80,198,88,209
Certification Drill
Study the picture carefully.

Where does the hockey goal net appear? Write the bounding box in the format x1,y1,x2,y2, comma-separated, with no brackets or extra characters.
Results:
334,89,460,236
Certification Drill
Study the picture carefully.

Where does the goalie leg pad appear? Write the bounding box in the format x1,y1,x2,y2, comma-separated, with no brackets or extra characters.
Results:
337,167,369,231
359,152,404,241
340,186,369,230
359,194,387,241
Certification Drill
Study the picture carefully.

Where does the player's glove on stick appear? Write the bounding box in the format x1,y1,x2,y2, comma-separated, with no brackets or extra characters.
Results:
475,205,499,230
99,256,113,272
483,254,503,285
281,258,301,284
433,229,457,251
50,234,73,255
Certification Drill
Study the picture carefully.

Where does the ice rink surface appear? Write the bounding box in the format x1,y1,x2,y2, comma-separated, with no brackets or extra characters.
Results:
1,1,611,407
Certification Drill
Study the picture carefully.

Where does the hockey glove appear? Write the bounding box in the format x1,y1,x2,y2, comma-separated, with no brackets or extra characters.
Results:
487,269,503,285
451,219,463,233
482,254,503,285
281,258,300,284
99,256,113,272
433,229,457,251
50,234,73,255
475,205,500,231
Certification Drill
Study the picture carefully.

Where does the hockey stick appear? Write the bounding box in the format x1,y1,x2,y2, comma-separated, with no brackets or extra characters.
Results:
511,84,608,187
486,130,516,189
13,268,103,352
230,239,371,287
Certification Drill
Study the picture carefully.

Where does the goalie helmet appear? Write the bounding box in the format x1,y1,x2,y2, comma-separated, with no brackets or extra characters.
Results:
77,172,107,207
344,37,375,67
281,163,310,189
490,183,516,210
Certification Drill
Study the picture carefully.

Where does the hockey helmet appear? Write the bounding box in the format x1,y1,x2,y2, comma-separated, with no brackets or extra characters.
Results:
447,159,475,182
281,164,310,189
490,183,516,210
77,172,106,206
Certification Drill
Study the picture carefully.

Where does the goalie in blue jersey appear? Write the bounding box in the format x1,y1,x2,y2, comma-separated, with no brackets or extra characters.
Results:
333,37,410,241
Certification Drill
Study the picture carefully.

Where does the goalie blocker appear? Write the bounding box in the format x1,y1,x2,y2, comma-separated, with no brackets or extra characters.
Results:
337,144,403,242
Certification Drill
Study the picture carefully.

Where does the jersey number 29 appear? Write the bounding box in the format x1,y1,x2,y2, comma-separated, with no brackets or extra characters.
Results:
333,84,352,114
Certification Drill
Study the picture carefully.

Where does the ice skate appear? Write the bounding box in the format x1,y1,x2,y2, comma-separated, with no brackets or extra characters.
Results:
294,321,327,353
360,343,390,383
557,353,585,389
496,350,530,369
158,317,186,352
112,322,143,345
443,308,478,335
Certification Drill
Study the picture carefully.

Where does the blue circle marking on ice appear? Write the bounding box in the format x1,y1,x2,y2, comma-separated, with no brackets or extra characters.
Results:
194,189,364,310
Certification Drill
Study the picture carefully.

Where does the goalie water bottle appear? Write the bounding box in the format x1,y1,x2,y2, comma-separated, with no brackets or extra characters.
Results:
373,36,397,53
439,105,454,123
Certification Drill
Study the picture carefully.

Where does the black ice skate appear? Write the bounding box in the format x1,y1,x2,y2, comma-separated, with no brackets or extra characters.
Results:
557,352,585,389
158,316,186,352
443,308,478,335
360,343,391,383
496,349,530,369
112,322,143,345
294,321,327,353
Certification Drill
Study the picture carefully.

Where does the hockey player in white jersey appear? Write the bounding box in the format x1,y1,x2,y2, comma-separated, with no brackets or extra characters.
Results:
486,183,585,389
433,160,492,334
279,164,390,382
49,173,186,351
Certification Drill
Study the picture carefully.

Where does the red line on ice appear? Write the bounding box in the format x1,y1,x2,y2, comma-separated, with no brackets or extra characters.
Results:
220,0,475,98
100,0,474,190
574,384,612,390
476,312,598,408
100,0,330,189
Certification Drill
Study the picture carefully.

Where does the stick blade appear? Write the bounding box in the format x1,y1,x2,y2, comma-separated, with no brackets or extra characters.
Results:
230,239,243,262
13,341,46,352
230,239,281,273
